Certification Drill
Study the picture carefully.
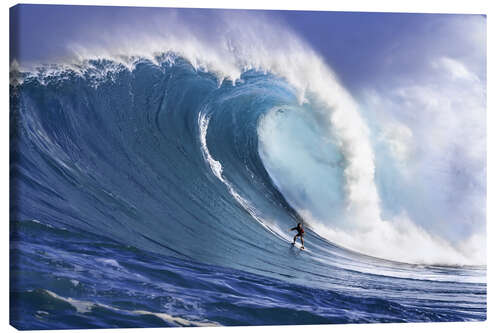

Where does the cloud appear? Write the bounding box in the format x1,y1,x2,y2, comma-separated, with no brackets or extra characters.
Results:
359,32,485,262
437,57,480,82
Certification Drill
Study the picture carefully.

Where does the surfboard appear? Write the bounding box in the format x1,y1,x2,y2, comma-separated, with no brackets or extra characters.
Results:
291,242,305,251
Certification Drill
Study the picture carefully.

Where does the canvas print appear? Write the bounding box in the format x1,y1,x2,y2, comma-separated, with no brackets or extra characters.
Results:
10,4,486,330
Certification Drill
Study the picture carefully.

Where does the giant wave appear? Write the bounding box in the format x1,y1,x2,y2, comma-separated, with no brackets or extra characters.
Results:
10,10,486,267
11,49,484,278
10,14,487,328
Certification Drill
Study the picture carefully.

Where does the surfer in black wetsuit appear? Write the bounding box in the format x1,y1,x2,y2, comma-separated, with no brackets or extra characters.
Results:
290,222,305,249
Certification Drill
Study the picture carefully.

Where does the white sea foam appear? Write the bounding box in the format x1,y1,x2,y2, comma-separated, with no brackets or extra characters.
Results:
198,113,224,182
43,290,218,326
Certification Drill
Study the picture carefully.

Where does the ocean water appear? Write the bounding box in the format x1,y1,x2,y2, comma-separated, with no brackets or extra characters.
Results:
10,55,486,329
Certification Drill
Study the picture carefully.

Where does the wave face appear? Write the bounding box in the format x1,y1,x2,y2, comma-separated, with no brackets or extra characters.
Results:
10,52,486,328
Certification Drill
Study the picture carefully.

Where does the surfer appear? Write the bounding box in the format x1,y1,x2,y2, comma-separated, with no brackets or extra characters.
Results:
290,222,305,249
